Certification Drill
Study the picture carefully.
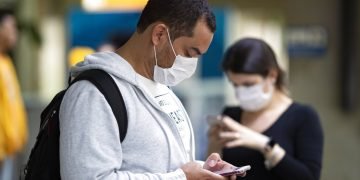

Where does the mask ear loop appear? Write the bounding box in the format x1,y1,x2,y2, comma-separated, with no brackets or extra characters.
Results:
153,46,158,66
166,28,177,56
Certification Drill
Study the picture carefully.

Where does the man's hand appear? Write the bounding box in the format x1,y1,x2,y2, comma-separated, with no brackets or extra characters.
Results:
181,161,229,180
203,153,246,179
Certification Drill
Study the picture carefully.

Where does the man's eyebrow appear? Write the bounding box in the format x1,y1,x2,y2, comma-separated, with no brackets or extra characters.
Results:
191,47,203,56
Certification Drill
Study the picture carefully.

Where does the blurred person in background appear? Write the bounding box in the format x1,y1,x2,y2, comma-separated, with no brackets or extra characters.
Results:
97,33,131,52
207,38,324,180
67,34,130,68
0,8,28,180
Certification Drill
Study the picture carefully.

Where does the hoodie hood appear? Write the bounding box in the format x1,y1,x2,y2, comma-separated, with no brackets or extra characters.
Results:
70,51,165,111
71,51,138,87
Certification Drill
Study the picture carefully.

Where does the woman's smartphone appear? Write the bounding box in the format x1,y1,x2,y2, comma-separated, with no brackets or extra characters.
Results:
214,165,251,176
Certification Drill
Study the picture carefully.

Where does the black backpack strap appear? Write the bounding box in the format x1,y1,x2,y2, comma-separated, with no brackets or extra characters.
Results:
70,69,128,142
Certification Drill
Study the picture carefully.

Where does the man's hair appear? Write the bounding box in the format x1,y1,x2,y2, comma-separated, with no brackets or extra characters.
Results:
0,8,14,25
137,0,216,40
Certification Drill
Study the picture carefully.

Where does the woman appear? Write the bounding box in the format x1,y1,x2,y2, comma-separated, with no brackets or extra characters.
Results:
207,38,323,180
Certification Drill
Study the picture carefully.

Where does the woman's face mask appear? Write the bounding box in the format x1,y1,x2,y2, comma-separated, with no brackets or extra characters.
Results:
153,29,198,86
235,78,274,112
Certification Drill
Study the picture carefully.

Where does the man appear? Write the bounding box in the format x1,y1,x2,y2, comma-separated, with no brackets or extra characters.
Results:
0,8,28,179
60,0,243,179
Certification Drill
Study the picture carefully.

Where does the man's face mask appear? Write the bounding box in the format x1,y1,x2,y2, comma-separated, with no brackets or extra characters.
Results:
153,29,198,86
235,79,274,112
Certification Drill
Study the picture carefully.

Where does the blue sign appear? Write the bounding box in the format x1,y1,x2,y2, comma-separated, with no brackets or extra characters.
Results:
200,8,225,78
68,8,139,49
286,26,328,58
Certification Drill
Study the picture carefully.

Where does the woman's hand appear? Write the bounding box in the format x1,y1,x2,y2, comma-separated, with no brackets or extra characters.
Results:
219,116,270,152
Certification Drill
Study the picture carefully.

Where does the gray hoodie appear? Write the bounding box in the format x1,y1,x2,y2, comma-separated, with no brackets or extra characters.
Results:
59,52,196,180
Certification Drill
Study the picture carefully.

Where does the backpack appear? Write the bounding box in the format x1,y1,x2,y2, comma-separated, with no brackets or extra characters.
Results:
23,69,128,180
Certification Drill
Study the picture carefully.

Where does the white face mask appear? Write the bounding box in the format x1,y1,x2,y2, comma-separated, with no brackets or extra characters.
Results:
235,80,274,112
153,29,198,86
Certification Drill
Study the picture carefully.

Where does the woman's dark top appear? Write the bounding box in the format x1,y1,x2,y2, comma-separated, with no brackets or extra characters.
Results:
222,103,323,180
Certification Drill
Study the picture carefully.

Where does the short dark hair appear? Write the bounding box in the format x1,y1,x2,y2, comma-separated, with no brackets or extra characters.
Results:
137,0,216,40
222,38,287,91
0,8,14,24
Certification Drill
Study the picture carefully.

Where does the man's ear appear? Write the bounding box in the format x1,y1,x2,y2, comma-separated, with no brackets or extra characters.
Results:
151,23,168,46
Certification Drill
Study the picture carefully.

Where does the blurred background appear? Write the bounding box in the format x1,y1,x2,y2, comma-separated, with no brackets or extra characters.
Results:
0,0,359,179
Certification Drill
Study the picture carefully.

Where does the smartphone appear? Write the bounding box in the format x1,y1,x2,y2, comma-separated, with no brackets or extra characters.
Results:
206,115,221,125
214,165,251,176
